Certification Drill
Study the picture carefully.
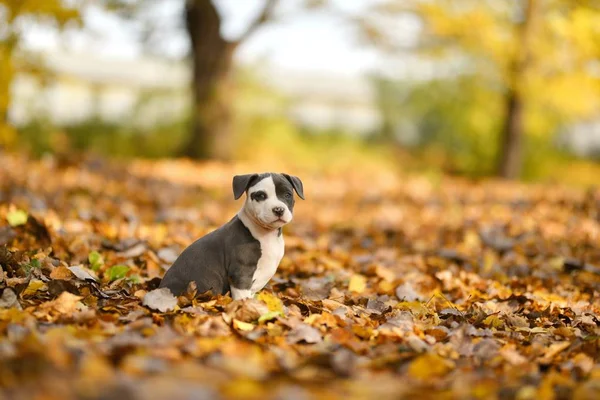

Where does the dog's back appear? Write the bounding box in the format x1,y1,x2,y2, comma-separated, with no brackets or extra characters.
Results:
159,216,260,296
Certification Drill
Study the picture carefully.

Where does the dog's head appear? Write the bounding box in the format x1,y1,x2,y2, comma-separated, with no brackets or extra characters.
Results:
233,173,304,230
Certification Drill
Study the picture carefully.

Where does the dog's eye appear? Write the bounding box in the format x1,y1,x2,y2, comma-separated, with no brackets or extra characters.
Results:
251,191,267,201
285,192,292,199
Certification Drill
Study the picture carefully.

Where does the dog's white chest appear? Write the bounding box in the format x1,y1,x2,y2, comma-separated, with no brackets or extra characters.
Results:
251,233,284,293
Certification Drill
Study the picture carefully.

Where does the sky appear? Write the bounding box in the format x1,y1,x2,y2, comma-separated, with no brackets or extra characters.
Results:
22,0,420,77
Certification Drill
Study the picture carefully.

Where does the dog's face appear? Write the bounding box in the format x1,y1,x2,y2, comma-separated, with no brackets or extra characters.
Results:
233,173,304,230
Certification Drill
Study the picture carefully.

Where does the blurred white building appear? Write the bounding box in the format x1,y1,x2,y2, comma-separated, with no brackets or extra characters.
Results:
10,51,381,133
10,51,600,156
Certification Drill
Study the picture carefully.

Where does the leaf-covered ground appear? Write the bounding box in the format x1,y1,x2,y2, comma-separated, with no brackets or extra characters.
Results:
1,154,600,400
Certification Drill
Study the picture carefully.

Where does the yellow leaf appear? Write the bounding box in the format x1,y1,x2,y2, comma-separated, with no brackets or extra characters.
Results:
22,279,46,297
233,319,255,332
483,314,503,329
304,314,321,325
256,291,283,313
408,353,454,380
396,301,430,317
348,274,367,293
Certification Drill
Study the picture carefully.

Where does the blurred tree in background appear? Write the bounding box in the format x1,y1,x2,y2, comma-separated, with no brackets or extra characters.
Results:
107,0,280,160
0,0,79,148
182,0,277,160
361,0,600,178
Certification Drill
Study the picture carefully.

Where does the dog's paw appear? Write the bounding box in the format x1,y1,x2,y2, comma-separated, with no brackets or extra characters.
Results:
231,287,253,300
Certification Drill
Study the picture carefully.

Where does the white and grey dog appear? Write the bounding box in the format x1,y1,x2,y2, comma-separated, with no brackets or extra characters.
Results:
159,173,304,300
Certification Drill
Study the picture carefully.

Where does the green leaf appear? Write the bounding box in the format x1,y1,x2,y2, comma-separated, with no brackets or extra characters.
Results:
7,209,28,227
88,251,104,271
22,259,41,276
126,274,142,284
106,265,130,281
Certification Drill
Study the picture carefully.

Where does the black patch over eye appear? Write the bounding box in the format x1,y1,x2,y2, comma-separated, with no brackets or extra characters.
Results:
251,191,267,202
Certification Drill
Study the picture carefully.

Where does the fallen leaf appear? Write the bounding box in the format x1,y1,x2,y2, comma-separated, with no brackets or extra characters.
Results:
226,299,269,322
258,311,282,323
540,342,571,364
287,323,323,344
50,266,74,280
256,291,284,313
157,248,179,263
68,265,98,281
233,319,255,332
106,264,130,281
22,279,46,297
88,251,104,271
571,353,594,375
41,292,83,314
408,353,454,380
395,282,424,301
143,288,178,312
0,288,21,309
7,209,28,227
348,274,367,293
499,345,527,365
483,314,503,329
299,277,333,300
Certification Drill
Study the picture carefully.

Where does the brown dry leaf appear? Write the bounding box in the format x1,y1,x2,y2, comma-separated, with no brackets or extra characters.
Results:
41,292,83,314
499,344,527,365
0,288,21,309
287,323,323,344
540,342,571,364
226,299,269,322
50,265,74,280
571,353,594,375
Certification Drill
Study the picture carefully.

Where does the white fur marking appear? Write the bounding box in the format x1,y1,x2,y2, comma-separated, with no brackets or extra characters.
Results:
238,184,286,296
231,287,253,300
250,229,284,293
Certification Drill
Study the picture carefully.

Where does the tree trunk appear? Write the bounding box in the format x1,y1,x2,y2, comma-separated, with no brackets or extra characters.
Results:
497,89,523,179
496,0,537,179
0,42,15,148
180,0,234,160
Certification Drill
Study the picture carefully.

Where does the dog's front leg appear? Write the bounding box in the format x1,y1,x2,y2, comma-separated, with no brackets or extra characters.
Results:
228,265,254,300
231,287,253,300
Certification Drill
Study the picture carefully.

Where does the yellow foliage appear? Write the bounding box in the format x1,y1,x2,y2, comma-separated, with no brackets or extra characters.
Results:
0,0,80,143
408,0,600,125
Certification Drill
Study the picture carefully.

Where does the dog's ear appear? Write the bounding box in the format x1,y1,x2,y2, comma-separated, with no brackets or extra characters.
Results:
232,174,258,200
282,174,305,200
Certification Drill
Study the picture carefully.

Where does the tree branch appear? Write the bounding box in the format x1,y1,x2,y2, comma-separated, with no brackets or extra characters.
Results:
233,0,279,47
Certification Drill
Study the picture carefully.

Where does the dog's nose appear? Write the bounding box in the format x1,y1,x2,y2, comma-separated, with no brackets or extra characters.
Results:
272,207,285,217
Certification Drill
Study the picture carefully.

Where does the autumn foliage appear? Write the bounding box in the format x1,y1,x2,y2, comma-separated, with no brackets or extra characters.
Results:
0,153,600,399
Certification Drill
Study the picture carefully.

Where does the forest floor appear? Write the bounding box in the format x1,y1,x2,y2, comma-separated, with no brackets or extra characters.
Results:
0,153,599,400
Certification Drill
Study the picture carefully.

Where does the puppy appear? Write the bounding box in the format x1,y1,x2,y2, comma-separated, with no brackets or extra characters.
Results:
159,173,304,300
